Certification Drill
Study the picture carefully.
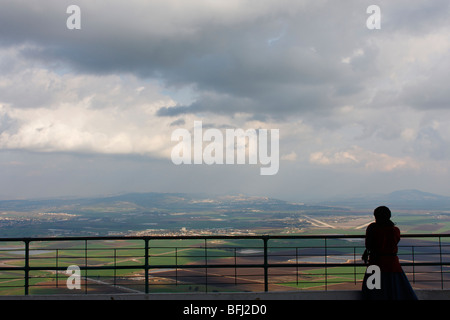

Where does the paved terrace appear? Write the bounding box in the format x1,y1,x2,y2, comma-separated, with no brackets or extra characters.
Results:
0,290,449,300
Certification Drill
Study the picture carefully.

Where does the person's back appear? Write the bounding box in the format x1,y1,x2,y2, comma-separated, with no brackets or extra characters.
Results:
365,222,402,272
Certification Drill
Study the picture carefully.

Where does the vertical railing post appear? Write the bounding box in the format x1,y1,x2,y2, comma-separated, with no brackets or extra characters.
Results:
411,246,415,284
56,249,59,288
145,238,149,294
205,239,208,293
263,236,269,292
296,247,299,286
234,248,237,286
353,247,356,285
114,248,117,287
439,236,444,289
324,238,328,291
24,239,30,296
84,239,88,294
175,247,178,286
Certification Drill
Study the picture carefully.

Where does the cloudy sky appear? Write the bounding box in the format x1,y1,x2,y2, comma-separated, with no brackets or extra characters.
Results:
1,0,450,201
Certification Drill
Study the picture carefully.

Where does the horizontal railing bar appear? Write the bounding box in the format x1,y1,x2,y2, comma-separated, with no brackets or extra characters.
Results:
0,233,449,242
0,262,448,273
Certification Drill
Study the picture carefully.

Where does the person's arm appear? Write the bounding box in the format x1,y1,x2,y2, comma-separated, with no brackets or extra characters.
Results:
394,226,400,243
365,223,375,251
362,223,375,264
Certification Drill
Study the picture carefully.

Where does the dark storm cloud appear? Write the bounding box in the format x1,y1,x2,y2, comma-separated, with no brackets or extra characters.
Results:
414,126,450,160
399,59,450,111
382,0,450,34
0,0,449,122
1,0,447,120
0,0,380,118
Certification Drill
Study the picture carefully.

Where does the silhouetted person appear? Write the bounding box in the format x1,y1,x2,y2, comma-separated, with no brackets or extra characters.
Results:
361,206,417,300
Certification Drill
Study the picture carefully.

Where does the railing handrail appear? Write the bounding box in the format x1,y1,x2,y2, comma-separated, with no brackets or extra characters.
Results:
0,232,449,242
0,233,449,295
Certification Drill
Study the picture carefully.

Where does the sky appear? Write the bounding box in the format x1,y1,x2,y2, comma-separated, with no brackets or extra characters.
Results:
1,0,450,201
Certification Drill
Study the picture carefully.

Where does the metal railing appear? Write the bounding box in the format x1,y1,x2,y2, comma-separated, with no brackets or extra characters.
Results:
0,234,449,295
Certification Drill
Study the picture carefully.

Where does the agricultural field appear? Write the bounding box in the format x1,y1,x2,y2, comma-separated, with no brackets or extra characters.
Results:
1,191,450,295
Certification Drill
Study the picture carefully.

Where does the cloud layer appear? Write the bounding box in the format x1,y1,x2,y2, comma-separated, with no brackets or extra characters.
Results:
1,0,450,199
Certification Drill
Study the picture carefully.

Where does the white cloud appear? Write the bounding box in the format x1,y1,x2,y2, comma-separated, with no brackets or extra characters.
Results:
0,50,294,162
0,101,172,157
341,49,364,64
0,50,182,158
281,151,297,161
309,146,420,172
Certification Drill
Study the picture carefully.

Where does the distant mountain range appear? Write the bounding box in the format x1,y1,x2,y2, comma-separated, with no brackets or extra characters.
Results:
1,189,450,213
317,189,450,210
0,192,317,213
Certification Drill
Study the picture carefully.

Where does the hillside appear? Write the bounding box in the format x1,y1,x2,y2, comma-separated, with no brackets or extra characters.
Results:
1,190,449,237
0,192,340,237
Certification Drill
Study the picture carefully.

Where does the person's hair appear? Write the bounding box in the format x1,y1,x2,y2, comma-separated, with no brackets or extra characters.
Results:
374,206,394,226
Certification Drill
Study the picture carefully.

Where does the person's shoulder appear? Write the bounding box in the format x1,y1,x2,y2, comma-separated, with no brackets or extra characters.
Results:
365,222,377,232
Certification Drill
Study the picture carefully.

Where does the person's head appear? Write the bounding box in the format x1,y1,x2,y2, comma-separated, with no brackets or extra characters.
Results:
374,206,392,224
